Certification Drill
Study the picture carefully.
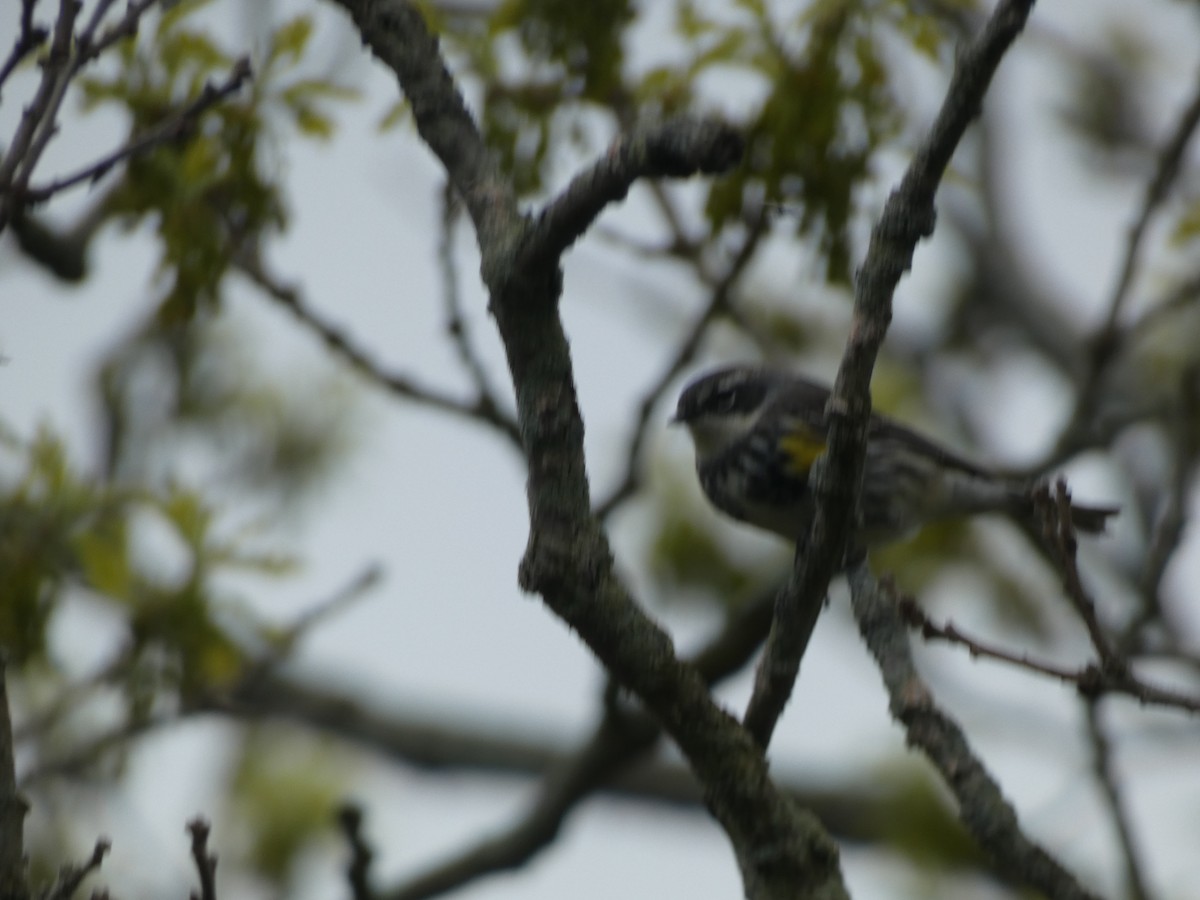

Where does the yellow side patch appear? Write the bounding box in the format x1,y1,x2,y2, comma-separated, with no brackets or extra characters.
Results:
779,428,827,474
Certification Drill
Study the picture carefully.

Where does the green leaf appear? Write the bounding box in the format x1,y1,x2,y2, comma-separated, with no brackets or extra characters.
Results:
74,518,132,599
161,488,212,552
268,16,314,69
1171,199,1200,246
376,99,410,132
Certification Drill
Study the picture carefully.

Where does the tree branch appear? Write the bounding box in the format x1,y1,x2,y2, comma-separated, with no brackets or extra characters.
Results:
338,804,376,900
10,57,253,204
0,655,29,900
594,210,768,520
187,818,219,900
236,253,523,448
0,0,46,99
743,0,1040,750
521,117,744,270
900,595,1200,714
1085,700,1150,900
327,3,849,897
0,0,166,233
1098,60,1200,339
847,563,1102,900
42,838,110,900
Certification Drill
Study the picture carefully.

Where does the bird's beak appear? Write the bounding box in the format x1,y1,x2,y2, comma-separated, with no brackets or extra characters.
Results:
668,412,684,427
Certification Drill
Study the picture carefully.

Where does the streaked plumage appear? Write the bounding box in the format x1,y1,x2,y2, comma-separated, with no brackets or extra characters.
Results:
672,365,1116,545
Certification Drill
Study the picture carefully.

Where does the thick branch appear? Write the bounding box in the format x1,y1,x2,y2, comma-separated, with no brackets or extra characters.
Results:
848,564,1101,899
328,4,846,897
743,0,1039,750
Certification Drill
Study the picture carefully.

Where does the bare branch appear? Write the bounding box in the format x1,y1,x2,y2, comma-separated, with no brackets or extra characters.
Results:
0,0,81,233
0,0,166,233
594,211,768,520
1035,480,1125,672
43,839,110,900
743,0,1039,750
521,117,744,269
848,564,1102,900
437,180,511,420
380,588,774,900
11,58,253,204
236,253,523,448
900,596,1200,714
338,804,375,900
0,1,47,98
1085,701,1151,900
187,818,218,900
0,655,29,900
328,0,511,251
1099,61,1200,338
1123,375,1200,649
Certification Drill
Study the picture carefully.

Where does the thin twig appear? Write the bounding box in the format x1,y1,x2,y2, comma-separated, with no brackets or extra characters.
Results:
438,179,510,423
0,0,47,98
1123,373,1200,650
338,804,375,900
43,838,111,900
594,212,768,520
0,0,81,233
236,253,523,448
1085,700,1151,900
187,818,218,900
1035,480,1124,672
13,58,253,203
899,597,1200,713
1099,61,1200,339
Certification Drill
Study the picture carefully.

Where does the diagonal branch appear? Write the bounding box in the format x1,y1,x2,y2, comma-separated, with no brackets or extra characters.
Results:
11,58,253,204
1099,60,1200,339
594,211,768,520
236,253,523,448
1085,700,1150,900
848,564,1101,900
521,117,744,270
743,0,1040,750
900,596,1200,713
378,587,776,900
0,0,46,98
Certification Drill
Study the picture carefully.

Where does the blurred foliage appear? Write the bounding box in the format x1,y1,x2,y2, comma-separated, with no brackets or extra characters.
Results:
869,762,983,870
78,0,357,320
97,312,363,505
422,0,955,274
651,497,770,605
224,727,348,887
0,425,287,743
6,0,1200,895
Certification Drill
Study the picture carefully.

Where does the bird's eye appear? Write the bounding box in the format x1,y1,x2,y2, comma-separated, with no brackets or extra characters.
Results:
713,389,738,414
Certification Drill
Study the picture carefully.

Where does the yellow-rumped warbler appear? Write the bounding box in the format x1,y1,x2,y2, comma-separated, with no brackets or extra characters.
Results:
672,365,1116,545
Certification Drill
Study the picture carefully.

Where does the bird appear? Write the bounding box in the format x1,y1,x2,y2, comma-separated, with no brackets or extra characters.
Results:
671,364,1117,547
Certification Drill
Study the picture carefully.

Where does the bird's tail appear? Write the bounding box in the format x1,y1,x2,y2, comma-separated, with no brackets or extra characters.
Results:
1065,502,1120,535
1006,483,1118,535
